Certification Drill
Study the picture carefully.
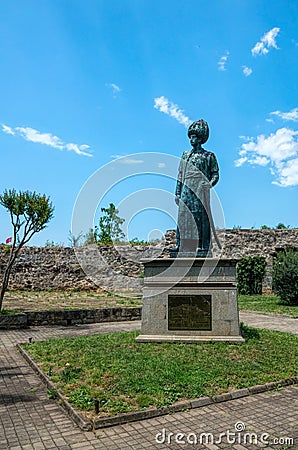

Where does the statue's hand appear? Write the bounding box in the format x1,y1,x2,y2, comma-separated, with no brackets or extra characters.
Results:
175,196,180,205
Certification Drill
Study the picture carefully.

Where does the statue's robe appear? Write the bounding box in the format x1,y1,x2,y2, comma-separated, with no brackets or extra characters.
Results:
175,148,219,253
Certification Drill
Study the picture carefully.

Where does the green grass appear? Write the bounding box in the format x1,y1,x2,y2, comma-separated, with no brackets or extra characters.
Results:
2,290,142,313
0,309,19,315
238,294,298,317
24,326,298,416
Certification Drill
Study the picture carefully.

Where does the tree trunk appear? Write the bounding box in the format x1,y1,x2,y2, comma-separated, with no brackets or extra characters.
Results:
0,251,19,311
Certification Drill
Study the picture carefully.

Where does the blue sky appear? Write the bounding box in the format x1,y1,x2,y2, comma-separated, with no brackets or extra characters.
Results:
1,0,298,245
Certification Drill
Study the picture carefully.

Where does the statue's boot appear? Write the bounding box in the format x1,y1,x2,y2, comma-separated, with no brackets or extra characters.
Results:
196,247,211,258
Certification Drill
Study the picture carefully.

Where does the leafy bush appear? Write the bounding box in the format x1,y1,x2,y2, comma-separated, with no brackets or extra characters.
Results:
237,256,266,295
272,249,298,305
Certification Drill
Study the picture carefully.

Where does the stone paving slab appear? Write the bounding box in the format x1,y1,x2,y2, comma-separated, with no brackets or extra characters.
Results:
0,314,297,449
240,311,298,335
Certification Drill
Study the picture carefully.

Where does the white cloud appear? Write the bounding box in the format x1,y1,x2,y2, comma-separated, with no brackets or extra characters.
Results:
1,124,15,135
234,156,248,167
252,27,280,56
154,96,192,127
270,108,298,122
1,124,92,157
218,52,229,71
111,154,144,164
106,83,122,97
235,127,298,186
242,66,252,76
273,158,298,186
118,158,144,164
65,143,91,156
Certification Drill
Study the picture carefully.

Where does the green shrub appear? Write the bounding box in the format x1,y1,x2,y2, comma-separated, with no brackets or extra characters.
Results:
272,249,298,305
237,256,266,295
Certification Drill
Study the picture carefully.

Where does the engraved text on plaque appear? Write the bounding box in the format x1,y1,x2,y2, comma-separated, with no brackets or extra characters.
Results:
168,295,212,331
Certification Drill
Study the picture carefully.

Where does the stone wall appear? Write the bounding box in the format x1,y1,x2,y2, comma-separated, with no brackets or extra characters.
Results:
164,228,298,260
0,244,161,292
1,229,297,292
0,307,142,329
165,228,298,290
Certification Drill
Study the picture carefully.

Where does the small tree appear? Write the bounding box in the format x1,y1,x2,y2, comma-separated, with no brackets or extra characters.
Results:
272,249,298,305
95,203,125,244
0,189,54,309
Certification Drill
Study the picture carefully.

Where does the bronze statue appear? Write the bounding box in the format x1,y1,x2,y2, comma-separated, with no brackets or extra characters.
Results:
171,120,220,257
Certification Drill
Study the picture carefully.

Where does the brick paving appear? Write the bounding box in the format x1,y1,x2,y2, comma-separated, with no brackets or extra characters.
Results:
0,313,297,449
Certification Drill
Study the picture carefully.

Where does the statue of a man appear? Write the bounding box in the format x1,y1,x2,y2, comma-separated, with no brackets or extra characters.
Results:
171,120,219,257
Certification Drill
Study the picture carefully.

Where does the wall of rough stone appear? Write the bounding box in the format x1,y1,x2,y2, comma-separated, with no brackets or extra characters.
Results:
1,229,297,292
0,307,142,329
165,228,298,291
0,244,161,293
164,228,298,260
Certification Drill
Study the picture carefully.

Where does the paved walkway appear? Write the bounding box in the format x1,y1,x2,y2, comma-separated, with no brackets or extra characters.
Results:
240,311,298,335
0,313,297,450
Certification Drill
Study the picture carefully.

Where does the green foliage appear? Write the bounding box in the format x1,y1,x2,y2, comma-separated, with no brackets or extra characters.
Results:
237,256,266,295
47,388,58,399
272,249,298,305
276,223,289,229
0,189,54,308
68,231,83,247
129,237,149,245
0,309,18,315
0,189,54,235
59,365,82,383
261,224,271,229
129,237,161,245
95,203,125,244
68,386,95,410
83,228,97,245
157,385,182,407
44,240,59,247
3,245,11,254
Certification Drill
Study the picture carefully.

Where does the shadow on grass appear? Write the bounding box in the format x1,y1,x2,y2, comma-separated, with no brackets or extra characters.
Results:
240,323,260,341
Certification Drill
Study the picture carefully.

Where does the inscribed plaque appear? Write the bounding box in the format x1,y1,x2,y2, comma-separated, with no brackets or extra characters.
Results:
168,295,212,331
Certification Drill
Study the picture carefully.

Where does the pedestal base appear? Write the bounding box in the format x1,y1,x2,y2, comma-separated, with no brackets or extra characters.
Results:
137,258,244,344
135,334,244,343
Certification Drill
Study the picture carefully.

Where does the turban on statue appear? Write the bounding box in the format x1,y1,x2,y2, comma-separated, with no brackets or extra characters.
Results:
187,120,209,144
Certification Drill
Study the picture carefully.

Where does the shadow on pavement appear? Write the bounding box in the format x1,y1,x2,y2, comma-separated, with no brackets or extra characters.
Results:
0,393,35,405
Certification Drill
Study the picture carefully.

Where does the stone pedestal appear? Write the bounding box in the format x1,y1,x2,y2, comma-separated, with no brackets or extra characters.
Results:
136,258,244,343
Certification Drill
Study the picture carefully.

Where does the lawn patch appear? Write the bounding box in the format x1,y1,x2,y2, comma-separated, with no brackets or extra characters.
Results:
238,294,298,317
23,326,298,418
2,290,142,313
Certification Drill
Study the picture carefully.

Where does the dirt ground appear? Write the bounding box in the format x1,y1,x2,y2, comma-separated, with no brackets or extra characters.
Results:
2,290,142,312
